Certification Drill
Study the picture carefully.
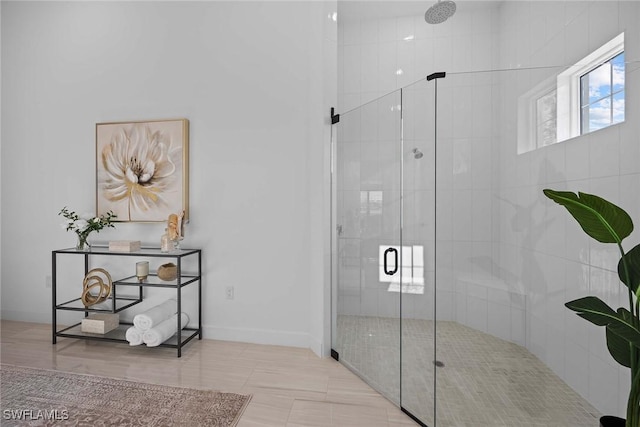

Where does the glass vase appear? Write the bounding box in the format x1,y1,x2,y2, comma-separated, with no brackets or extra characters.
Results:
76,234,90,251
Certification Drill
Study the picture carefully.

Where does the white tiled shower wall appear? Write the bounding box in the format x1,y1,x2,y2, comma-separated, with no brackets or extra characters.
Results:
337,1,501,325
338,2,500,112
497,1,640,417
338,0,640,418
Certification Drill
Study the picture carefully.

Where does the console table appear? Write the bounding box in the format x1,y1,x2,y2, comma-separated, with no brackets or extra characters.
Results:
52,246,202,357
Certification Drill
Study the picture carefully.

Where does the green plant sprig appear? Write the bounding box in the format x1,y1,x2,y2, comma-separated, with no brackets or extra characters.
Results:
58,207,117,238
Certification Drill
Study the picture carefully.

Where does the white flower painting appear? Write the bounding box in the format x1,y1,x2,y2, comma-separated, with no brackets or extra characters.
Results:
96,119,189,222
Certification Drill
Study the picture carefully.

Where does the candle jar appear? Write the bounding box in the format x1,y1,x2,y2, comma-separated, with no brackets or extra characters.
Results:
136,261,149,283
160,229,171,253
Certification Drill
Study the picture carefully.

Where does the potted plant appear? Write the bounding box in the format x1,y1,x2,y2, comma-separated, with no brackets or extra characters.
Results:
544,189,640,427
59,207,117,251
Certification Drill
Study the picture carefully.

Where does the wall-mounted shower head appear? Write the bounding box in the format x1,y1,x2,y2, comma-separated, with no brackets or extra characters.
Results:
425,0,456,24
412,148,424,159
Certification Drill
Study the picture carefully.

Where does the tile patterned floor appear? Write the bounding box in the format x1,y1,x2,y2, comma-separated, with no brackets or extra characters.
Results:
1,319,602,426
0,320,416,427
335,315,602,427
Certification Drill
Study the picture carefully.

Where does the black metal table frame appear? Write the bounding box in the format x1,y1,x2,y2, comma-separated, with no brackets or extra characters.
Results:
52,246,202,357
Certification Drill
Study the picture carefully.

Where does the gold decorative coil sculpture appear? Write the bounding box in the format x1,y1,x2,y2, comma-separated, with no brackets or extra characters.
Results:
81,268,112,307
157,263,177,281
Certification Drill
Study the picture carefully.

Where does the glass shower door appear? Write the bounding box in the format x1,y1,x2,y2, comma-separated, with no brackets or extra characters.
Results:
400,77,437,426
332,89,402,405
429,66,601,427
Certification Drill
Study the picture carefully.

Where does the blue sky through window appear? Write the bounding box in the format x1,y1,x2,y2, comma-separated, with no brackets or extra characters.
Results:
580,52,625,134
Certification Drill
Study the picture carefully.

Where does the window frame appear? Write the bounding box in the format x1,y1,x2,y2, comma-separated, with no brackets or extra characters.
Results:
557,32,624,142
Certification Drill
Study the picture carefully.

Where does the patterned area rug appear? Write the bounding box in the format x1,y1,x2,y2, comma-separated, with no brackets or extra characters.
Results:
0,364,251,426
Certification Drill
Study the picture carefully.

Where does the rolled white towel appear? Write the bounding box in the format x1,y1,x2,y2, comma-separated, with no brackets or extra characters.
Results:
133,299,176,331
125,326,144,346
143,313,189,347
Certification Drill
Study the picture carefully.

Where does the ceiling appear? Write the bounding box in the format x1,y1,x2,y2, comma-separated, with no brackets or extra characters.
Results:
338,0,502,22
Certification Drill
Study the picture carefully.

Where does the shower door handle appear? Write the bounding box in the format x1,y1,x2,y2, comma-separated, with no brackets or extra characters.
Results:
384,247,398,276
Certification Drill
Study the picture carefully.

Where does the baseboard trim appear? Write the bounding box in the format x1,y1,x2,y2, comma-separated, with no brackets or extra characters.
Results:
203,325,314,351
1,310,50,324
1,312,324,355
307,335,324,357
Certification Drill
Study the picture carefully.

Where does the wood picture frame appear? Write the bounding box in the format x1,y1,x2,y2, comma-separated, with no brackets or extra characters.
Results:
96,119,189,222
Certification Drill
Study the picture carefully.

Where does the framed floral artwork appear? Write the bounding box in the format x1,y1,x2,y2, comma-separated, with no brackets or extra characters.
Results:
96,119,189,222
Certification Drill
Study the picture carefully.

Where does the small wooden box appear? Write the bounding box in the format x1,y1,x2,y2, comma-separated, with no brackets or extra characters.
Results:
81,313,119,334
108,240,141,252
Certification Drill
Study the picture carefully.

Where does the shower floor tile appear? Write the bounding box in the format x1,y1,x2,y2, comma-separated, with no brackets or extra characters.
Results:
335,315,601,427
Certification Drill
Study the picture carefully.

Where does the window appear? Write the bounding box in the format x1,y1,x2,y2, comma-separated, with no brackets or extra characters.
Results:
580,52,625,134
517,74,558,154
536,89,557,147
557,32,625,142
518,33,625,154
360,191,382,216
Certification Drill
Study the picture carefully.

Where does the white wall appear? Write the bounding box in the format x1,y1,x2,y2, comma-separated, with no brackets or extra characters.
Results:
495,0,640,418
338,0,640,418
0,1,337,356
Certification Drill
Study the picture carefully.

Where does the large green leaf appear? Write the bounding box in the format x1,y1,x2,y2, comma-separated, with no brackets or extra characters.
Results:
566,296,617,325
566,297,640,349
606,308,634,368
619,243,640,299
543,189,633,244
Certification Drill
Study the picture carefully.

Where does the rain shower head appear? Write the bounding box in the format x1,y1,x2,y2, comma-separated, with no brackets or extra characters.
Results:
412,148,424,159
424,0,456,24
